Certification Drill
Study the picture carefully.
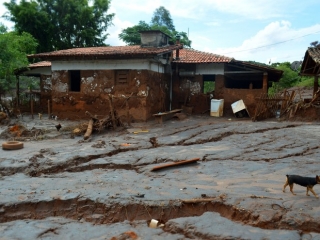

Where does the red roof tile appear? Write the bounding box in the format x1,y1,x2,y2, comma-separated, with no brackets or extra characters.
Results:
29,61,51,68
28,45,182,60
173,48,233,63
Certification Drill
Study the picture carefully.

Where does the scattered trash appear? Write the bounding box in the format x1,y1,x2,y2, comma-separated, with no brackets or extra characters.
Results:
151,158,200,171
2,141,24,150
121,143,131,146
133,193,145,198
210,99,224,117
231,100,250,118
73,128,82,136
149,219,159,228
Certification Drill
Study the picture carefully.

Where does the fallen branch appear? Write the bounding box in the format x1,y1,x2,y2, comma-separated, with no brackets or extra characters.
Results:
151,158,200,171
83,119,94,140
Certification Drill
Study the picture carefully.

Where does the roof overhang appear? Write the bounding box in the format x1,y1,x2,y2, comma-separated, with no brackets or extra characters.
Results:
228,61,283,82
300,47,320,76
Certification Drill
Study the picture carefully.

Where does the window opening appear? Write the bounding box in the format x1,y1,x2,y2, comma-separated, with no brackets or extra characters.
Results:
203,75,215,93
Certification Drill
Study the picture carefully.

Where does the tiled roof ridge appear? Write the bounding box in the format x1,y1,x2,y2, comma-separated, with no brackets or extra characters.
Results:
28,44,183,59
174,48,233,63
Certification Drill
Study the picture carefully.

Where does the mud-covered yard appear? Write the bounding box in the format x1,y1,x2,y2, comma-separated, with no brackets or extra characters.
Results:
1,114,320,239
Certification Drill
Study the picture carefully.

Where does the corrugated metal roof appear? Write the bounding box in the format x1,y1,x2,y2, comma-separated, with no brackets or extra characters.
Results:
28,45,183,60
173,48,233,63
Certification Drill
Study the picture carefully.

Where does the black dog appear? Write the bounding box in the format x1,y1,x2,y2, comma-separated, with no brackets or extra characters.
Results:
283,175,320,198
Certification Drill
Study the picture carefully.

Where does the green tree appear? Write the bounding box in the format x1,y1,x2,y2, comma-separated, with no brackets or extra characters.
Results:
269,62,300,94
118,21,151,45
151,6,175,32
0,27,38,97
310,41,320,48
119,6,191,47
4,0,115,52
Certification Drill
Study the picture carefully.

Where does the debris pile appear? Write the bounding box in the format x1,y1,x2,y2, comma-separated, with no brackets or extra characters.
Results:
83,110,124,140
253,88,320,121
0,124,44,140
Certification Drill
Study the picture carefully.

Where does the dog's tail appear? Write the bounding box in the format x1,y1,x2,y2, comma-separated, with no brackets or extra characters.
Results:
286,174,289,178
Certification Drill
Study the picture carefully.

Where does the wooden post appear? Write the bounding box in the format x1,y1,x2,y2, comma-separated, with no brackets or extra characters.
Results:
16,75,20,107
263,72,268,92
48,100,50,118
125,93,133,127
30,94,34,119
313,75,319,97
108,94,117,129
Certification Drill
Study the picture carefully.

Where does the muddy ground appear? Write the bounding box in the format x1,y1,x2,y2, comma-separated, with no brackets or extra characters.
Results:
1,113,320,240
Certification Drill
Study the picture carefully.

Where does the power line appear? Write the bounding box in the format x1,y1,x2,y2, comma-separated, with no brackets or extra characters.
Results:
221,30,320,54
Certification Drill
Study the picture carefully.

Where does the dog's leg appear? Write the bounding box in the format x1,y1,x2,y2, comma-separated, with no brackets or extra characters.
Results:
289,184,296,195
283,179,289,192
309,187,319,198
306,187,310,196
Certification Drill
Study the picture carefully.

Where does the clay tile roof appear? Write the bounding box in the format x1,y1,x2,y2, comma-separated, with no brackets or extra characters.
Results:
28,45,183,60
173,48,233,63
29,61,51,68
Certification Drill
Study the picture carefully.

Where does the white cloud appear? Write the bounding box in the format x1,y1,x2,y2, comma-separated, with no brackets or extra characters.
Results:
203,21,320,63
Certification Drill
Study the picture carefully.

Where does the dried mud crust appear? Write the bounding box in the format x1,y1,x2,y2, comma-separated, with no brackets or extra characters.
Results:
1,117,320,239
2,141,24,150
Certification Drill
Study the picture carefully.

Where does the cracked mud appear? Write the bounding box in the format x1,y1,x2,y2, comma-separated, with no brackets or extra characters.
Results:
1,115,320,239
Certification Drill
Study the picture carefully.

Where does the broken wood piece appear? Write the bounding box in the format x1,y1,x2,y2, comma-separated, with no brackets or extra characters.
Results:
84,119,94,140
151,158,200,171
133,130,149,134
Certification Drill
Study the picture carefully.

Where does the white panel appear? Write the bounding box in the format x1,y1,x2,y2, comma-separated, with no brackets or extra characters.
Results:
196,63,224,75
51,59,164,72
150,62,164,73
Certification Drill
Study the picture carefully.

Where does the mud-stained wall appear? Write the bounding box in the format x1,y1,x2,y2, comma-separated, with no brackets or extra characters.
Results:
50,69,168,121
171,74,211,114
215,75,265,116
172,73,266,116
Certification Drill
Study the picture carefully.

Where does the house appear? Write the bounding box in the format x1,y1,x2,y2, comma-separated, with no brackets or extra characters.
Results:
28,31,182,121
300,47,320,95
27,30,282,121
171,49,283,116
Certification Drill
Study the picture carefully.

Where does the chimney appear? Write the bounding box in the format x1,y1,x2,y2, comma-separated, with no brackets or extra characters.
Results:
140,30,169,48
175,34,181,60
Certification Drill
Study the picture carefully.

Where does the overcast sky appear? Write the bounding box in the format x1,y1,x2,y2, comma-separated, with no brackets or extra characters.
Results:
1,0,320,64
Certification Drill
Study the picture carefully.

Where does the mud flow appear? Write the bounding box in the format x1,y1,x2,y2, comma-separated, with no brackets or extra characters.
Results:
1,115,320,239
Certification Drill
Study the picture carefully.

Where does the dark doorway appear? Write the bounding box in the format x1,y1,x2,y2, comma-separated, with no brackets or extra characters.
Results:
69,70,81,92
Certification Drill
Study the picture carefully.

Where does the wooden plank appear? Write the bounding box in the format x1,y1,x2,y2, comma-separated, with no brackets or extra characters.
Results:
151,158,200,171
153,109,183,124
